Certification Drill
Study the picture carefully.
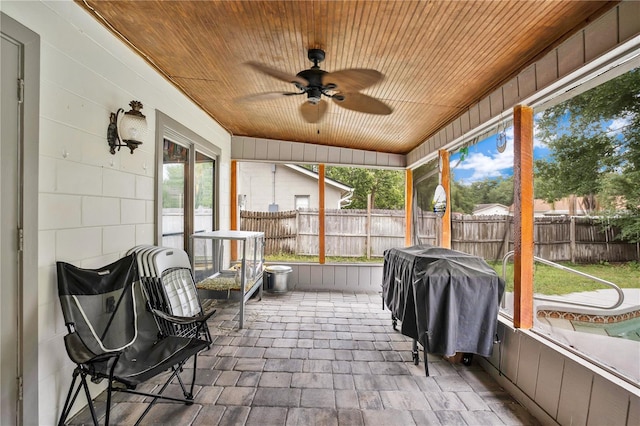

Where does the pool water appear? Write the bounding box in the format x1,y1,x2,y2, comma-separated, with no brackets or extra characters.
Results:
572,316,640,341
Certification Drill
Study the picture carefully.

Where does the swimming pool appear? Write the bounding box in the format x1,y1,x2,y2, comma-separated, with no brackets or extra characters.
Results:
572,316,640,341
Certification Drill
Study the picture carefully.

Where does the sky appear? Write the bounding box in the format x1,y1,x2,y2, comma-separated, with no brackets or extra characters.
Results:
449,113,631,185
449,115,551,185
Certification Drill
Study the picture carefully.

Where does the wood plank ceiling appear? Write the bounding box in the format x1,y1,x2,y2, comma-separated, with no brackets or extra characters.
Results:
77,0,617,155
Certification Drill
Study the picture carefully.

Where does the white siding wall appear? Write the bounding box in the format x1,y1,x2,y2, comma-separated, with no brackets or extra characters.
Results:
1,1,231,423
232,136,406,168
480,321,640,426
270,262,384,293
238,162,344,211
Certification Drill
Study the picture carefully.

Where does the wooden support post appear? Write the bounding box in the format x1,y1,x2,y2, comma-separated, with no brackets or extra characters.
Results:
318,164,326,264
405,169,413,246
367,194,372,259
231,160,238,231
439,149,451,249
513,105,534,329
230,160,238,260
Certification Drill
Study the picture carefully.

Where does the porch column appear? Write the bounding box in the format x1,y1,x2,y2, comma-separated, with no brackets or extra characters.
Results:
230,160,238,231
405,169,413,246
230,160,238,259
318,164,326,264
513,105,534,329
439,149,451,249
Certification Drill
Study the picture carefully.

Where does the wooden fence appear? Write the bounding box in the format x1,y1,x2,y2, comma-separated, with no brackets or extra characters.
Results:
241,209,640,262
240,210,297,254
450,215,639,262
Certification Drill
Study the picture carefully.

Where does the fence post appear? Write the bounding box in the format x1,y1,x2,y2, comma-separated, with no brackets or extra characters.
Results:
502,215,511,259
570,216,576,263
295,209,300,256
605,218,610,257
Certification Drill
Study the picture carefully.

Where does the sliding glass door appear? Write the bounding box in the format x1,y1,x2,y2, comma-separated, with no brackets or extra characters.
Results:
194,151,216,235
161,138,216,252
162,139,189,248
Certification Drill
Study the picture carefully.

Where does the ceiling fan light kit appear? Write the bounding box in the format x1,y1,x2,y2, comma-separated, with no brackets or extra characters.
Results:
244,49,392,123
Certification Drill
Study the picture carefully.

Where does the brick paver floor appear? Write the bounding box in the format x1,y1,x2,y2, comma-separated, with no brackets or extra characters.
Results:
68,291,539,425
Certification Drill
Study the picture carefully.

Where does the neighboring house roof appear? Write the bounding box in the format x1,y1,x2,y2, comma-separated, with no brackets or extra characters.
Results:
508,196,589,216
276,164,354,207
284,164,354,207
473,203,510,215
284,164,352,192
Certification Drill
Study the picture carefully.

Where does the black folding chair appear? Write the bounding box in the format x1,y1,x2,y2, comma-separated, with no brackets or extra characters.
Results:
56,254,209,426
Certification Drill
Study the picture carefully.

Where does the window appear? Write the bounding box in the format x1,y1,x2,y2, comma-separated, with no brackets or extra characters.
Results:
156,112,220,255
294,195,310,210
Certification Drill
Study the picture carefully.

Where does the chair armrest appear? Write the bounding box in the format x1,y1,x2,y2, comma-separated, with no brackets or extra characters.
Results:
151,308,216,325
64,331,121,365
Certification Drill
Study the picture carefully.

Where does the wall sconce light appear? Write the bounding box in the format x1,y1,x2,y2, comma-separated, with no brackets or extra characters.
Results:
107,100,148,154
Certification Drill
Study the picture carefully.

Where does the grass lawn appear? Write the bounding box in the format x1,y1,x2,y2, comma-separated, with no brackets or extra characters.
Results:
491,260,640,295
266,253,383,263
265,253,638,295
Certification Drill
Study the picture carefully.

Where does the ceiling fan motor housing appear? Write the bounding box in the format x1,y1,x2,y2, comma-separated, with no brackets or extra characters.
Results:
296,67,327,104
296,68,326,87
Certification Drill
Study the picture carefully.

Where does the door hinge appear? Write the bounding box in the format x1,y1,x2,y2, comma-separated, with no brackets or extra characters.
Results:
17,376,23,401
17,78,24,104
18,228,24,252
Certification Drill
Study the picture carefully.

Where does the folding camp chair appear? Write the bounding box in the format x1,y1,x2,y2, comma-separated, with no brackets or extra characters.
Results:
57,254,209,426
128,246,214,343
150,247,214,341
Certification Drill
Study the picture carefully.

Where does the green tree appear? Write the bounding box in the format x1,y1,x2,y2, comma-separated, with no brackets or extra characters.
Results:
415,178,438,212
325,167,405,209
162,164,185,208
468,176,514,206
194,161,214,209
450,180,476,214
535,67,640,241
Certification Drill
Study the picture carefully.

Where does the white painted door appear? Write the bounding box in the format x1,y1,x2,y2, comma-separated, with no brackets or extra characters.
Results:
0,31,22,426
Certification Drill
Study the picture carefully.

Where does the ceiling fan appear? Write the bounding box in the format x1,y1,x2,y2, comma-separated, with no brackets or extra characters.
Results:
242,49,393,123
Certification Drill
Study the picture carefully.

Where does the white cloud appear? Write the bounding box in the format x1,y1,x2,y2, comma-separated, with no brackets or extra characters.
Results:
532,120,547,148
451,118,552,184
607,115,633,134
451,135,514,183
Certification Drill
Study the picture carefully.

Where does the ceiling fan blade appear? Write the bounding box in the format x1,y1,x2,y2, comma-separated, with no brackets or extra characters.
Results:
333,93,393,115
245,61,308,87
323,69,384,91
236,91,304,102
300,100,328,123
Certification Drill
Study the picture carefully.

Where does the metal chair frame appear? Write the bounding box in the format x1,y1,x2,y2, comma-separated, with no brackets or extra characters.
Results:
57,254,209,426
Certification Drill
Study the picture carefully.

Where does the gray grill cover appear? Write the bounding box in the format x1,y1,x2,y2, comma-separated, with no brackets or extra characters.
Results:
383,245,505,357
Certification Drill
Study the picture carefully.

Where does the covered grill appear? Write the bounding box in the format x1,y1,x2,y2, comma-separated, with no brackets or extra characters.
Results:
383,244,505,374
